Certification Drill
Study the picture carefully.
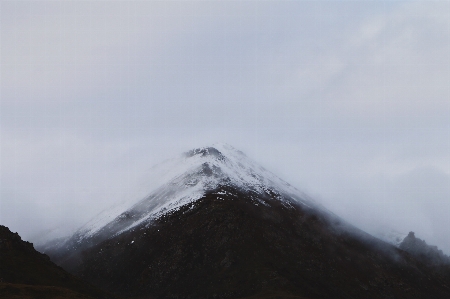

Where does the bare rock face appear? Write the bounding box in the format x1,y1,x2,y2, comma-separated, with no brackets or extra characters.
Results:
400,231,450,266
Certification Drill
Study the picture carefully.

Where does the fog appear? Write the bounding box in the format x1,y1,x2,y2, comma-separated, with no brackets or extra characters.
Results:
1,1,449,253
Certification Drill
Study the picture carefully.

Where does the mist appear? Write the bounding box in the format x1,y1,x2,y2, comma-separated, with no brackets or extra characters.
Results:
1,1,449,254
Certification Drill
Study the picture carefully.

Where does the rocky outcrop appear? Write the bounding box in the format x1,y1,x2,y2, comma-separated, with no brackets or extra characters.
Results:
399,232,450,266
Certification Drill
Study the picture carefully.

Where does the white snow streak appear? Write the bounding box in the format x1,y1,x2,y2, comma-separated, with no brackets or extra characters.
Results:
76,143,317,239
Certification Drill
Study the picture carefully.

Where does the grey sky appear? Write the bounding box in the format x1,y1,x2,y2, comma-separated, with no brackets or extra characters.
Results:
1,1,449,253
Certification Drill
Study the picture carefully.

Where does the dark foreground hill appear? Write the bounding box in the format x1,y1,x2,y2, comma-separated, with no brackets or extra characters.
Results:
0,225,117,299
50,186,450,299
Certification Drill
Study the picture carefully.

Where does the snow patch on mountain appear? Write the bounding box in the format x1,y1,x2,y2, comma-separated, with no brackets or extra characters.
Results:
75,143,318,240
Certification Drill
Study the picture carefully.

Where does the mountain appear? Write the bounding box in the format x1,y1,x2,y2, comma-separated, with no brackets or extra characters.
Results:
41,144,450,299
41,144,318,269
0,225,117,299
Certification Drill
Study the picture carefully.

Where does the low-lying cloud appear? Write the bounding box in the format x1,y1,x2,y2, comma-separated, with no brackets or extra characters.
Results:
1,1,449,253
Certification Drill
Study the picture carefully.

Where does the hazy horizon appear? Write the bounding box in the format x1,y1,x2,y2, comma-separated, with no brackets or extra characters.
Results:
1,1,449,254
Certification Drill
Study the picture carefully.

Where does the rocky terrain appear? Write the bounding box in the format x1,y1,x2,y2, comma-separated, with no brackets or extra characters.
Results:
400,231,450,266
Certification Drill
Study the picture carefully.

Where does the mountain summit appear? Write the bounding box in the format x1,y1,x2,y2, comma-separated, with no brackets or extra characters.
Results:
42,145,450,299
52,144,317,248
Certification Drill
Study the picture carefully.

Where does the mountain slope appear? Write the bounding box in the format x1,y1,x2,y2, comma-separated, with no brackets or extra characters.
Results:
77,144,317,238
42,144,450,299
41,144,319,269
0,225,117,299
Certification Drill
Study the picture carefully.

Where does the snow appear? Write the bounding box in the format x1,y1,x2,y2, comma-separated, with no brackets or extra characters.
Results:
75,143,319,241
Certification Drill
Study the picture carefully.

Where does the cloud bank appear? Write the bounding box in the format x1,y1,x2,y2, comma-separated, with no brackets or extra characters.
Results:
1,1,449,253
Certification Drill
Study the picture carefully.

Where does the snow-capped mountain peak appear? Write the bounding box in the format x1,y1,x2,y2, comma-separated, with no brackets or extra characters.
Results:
74,144,315,241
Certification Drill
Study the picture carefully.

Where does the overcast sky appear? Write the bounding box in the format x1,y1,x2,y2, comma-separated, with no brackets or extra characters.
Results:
1,1,449,253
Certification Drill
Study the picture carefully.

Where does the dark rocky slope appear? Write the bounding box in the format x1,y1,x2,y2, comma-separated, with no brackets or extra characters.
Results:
52,187,450,299
400,231,450,266
0,225,117,299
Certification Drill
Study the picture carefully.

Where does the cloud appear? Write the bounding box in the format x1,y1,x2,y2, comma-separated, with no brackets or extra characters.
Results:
1,1,210,114
1,1,449,253
324,166,450,254
344,3,448,119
